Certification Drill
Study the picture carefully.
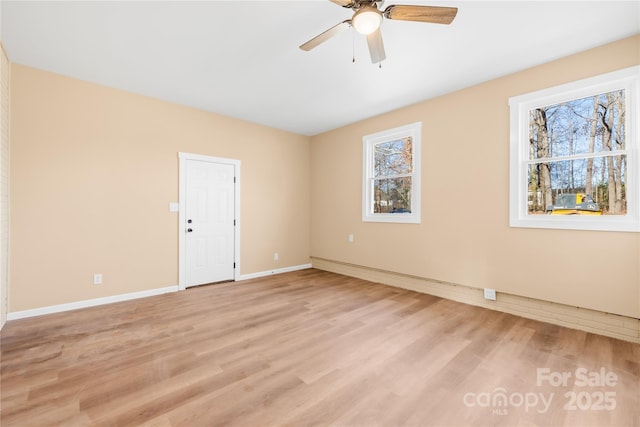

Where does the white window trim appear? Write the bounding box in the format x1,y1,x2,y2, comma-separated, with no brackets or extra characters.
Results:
362,122,422,223
509,66,640,232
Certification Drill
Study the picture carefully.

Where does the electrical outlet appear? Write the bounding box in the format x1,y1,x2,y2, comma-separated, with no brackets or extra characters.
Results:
274,252,279,261
348,234,354,243
483,288,496,301
93,274,103,285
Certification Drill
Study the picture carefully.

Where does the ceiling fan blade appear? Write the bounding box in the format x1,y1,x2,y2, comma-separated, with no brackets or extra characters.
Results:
329,0,355,7
366,28,386,64
300,20,351,51
384,5,458,24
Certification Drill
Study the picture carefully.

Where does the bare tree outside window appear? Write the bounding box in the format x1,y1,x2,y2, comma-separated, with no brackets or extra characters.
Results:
373,138,413,213
527,90,626,216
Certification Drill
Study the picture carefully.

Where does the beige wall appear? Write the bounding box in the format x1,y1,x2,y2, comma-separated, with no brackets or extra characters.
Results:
310,35,640,318
10,64,310,312
9,35,640,319
0,43,9,327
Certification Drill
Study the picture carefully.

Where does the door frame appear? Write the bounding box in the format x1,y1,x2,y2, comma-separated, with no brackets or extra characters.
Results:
178,152,241,291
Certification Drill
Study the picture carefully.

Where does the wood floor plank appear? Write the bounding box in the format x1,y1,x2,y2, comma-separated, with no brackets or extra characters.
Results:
1,269,638,426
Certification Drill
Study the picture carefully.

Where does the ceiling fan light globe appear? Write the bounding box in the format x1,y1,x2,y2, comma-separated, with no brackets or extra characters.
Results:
352,7,382,35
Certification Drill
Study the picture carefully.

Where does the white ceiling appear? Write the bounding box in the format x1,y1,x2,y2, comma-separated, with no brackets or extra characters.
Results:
2,1,639,136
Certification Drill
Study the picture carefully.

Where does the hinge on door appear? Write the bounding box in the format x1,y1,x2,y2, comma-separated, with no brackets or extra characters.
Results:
234,176,236,183
233,262,236,269
233,219,236,226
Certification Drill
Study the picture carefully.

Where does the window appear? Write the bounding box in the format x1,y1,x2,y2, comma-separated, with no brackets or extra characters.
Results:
363,122,421,223
509,66,639,232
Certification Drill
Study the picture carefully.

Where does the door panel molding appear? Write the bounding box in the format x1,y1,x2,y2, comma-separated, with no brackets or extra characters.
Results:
178,152,241,291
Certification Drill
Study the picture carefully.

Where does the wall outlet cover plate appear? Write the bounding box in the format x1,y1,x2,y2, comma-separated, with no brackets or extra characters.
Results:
483,288,497,300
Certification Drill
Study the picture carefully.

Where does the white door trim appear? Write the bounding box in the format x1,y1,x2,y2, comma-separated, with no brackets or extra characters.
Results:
178,152,241,291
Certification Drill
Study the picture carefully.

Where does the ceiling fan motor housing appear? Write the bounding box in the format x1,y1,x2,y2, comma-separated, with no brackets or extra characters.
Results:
339,0,383,9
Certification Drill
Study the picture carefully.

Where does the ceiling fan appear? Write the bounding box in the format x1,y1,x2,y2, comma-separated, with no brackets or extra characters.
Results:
300,0,458,64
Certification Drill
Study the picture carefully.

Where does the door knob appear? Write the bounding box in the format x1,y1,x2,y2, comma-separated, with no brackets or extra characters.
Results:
187,219,193,224
187,228,193,233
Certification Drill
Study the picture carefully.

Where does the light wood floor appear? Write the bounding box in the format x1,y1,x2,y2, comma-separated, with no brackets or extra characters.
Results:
1,269,638,426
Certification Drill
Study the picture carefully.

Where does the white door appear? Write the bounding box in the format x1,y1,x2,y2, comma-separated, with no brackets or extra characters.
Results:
184,159,235,287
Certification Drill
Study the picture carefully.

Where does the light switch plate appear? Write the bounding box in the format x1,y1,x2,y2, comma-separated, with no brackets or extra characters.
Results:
169,202,179,212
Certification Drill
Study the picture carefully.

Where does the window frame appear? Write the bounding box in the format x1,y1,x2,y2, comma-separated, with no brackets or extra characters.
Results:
509,66,639,232
362,122,422,223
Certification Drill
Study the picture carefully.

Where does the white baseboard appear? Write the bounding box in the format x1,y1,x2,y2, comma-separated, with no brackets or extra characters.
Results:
7,285,179,321
6,264,313,321
238,263,312,281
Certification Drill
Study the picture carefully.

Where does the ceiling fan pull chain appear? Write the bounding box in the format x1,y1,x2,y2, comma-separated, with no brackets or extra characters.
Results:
352,29,356,63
